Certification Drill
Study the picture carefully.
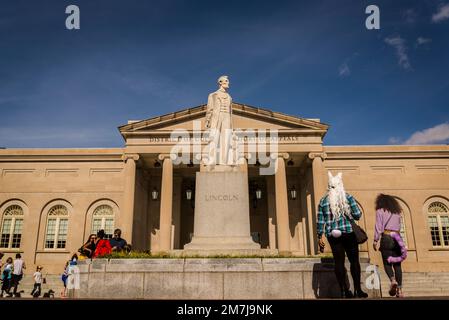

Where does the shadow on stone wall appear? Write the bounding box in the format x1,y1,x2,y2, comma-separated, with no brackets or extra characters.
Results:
312,258,351,298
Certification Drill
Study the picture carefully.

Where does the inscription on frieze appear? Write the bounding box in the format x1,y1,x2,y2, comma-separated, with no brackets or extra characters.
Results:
205,194,239,201
148,136,299,143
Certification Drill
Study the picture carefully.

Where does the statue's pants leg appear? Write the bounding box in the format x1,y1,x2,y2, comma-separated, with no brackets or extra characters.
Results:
208,128,220,166
218,115,232,165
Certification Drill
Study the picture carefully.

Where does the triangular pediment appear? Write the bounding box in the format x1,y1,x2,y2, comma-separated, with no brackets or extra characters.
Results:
119,103,328,138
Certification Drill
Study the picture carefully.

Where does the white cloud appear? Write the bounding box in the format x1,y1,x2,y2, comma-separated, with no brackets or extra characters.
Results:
416,37,432,46
404,123,449,145
385,36,411,70
402,8,417,24
388,137,402,145
432,4,449,23
338,53,359,78
338,62,350,77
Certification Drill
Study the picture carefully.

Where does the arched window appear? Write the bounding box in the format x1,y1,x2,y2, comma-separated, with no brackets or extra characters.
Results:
427,201,449,248
91,205,114,239
0,205,24,249
45,205,69,249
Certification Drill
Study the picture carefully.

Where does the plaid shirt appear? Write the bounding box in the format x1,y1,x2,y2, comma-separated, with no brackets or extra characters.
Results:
317,193,362,238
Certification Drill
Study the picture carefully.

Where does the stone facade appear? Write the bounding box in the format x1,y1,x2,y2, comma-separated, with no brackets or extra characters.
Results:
0,103,448,274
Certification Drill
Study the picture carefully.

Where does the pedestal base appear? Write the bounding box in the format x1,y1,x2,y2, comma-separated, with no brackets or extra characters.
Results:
185,236,260,250
184,170,260,251
170,249,278,257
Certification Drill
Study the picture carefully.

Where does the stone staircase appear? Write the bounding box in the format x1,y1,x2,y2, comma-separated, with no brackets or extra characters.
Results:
379,272,449,297
5,275,64,298
11,265,449,299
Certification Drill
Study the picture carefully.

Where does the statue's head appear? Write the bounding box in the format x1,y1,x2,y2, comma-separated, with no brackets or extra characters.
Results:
217,75,230,90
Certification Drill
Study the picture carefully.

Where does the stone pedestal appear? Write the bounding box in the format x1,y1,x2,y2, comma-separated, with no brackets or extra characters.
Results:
184,170,260,250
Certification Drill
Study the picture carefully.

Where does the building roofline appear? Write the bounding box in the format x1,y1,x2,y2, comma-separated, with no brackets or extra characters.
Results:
118,102,329,135
324,145,449,159
0,148,124,162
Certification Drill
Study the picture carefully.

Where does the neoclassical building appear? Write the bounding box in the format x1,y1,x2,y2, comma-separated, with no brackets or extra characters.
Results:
1,103,449,273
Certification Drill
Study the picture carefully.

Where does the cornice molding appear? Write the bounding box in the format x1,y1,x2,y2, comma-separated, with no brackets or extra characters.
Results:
118,102,329,136
324,150,449,160
0,149,124,163
0,154,124,163
121,129,328,139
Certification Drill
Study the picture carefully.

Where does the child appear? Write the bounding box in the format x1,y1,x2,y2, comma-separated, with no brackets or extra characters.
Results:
69,253,78,266
31,266,43,298
1,257,13,297
60,261,69,298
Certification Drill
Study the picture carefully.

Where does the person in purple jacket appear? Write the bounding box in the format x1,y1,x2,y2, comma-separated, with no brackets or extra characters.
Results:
373,194,407,298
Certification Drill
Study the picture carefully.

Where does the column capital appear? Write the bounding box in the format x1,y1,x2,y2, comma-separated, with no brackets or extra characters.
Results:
308,152,327,160
122,154,140,162
158,153,176,161
270,152,290,160
194,153,204,161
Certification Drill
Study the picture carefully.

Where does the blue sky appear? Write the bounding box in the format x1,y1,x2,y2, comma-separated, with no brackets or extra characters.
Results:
0,0,448,148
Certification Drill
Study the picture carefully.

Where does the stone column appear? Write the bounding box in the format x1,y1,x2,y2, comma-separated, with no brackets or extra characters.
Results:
274,153,290,253
158,154,174,252
122,154,140,244
266,175,277,250
308,152,327,255
172,176,182,250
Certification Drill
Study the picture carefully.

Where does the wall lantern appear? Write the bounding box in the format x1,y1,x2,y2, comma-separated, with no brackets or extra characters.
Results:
151,188,159,200
290,186,297,200
186,188,193,200
255,188,262,200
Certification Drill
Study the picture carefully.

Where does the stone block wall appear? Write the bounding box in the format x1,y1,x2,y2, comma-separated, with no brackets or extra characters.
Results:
75,258,379,299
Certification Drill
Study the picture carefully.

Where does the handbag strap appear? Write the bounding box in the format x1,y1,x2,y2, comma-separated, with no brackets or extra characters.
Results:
343,212,353,223
384,212,394,230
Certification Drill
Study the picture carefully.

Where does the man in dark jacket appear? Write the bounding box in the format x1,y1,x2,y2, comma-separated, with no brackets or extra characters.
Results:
109,229,129,252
